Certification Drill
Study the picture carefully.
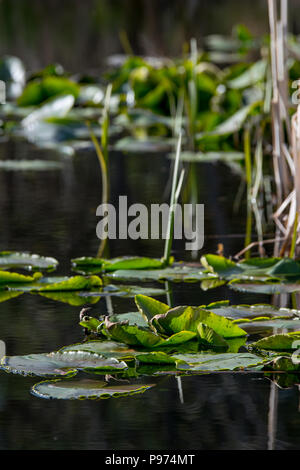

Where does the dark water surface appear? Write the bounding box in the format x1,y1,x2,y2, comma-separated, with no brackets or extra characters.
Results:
0,138,300,450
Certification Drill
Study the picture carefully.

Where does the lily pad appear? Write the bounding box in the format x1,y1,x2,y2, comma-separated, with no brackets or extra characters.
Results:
31,378,154,400
0,351,127,377
174,352,266,371
251,332,300,351
72,256,165,273
150,305,247,338
0,251,58,271
106,264,214,283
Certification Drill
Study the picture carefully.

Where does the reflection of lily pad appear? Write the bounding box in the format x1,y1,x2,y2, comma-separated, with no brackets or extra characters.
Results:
9,275,102,292
31,378,154,400
38,291,101,306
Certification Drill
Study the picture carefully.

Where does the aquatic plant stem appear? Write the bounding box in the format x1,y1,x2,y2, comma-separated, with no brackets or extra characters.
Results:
244,129,252,259
162,134,183,266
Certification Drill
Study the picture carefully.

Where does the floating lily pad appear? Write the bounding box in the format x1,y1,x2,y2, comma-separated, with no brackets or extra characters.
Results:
0,251,58,271
174,352,266,371
31,378,154,400
0,350,127,377
229,281,300,294
106,264,214,283
150,305,247,338
72,256,165,273
104,319,196,348
251,332,300,351
201,254,300,282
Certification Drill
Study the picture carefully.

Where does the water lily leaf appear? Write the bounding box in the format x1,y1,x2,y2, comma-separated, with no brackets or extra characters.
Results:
200,279,227,290
0,251,58,271
238,319,300,335
109,312,149,328
0,270,42,286
251,332,300,351
106,264,214,283
197,323,229,349
135,294,170,323
104,319,195,349
0,351,127,377
175,352,266,371
201,254,242,277
60,340,137,359
205,302,299,321
135,351,176,364
150,305,247,338
72,256,165,273
264,356,300,372
229,281,300,294
80,316,102,332
201,254,300,282
31,378,154,400
228,60,267,89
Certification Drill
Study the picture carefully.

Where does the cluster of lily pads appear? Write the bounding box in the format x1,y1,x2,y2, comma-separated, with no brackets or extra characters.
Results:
3,290,300,400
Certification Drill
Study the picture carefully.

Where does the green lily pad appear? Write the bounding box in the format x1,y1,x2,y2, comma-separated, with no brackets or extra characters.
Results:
251,332,300,351
150,305,247,338
106,264,214,283
72,256,165,273
174,352,266,371
0,351,127,377
135,294,169,323
104,319,196,348
31,378,154,400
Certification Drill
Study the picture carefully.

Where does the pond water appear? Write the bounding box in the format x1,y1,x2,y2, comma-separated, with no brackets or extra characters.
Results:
1,138,300,450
